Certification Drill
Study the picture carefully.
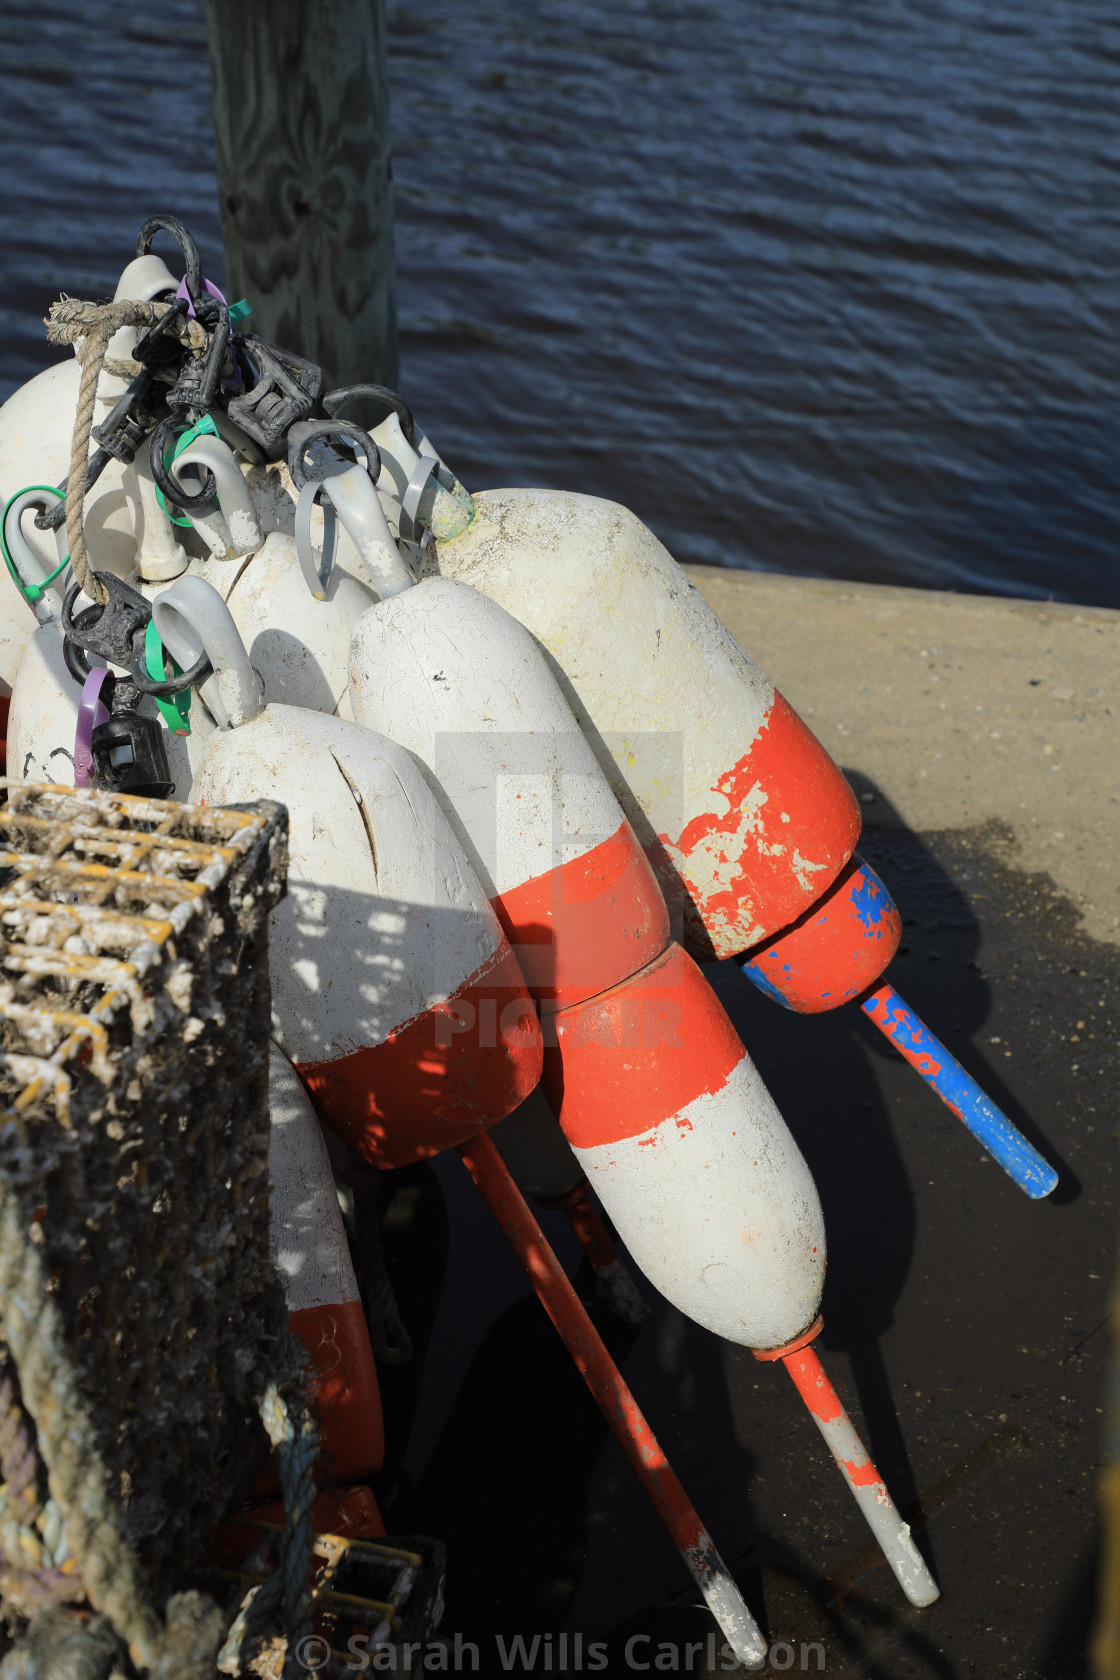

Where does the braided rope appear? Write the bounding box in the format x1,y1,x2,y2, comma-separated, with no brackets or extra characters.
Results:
0,1368,83,1614
218,1373,320,1678
42,297,206,606
0,1170,163,1668
277,1402,318,1680
0,1367,44,1569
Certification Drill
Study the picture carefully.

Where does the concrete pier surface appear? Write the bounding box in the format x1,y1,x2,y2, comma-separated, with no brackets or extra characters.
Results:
375,571,1119,1680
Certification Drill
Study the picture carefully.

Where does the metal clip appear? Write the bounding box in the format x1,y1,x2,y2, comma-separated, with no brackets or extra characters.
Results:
60,572,210,695
287,420,381,492
92,366,167,465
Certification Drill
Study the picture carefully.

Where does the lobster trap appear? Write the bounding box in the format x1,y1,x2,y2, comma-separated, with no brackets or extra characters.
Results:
0,780,289,1649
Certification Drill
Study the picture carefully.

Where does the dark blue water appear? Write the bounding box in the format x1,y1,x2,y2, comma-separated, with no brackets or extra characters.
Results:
3,1,1119,604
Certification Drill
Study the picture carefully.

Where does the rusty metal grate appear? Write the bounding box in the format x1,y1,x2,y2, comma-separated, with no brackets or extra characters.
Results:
212,1521,446,1677
0,780,290,1615
0,783,285,1121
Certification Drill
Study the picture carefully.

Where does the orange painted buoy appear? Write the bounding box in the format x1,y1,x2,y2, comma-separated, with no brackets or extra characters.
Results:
542,943,826,1352
265,1047,384,1489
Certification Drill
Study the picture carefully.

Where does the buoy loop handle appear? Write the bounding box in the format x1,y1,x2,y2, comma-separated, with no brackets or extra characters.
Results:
293,479,339,601
287,419,381,492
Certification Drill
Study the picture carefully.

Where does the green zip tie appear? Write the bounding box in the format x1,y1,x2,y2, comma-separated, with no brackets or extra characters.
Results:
228,299,252,324
1,486,70,607
155,413,220,528
144,618,192,736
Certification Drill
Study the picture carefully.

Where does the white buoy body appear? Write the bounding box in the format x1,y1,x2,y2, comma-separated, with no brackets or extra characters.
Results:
194,530,378,714
6,621,208,798
543,941,826,1350
348,576,670,1009
424,489,861,960
267,1045,384,1484
190,704,542,1168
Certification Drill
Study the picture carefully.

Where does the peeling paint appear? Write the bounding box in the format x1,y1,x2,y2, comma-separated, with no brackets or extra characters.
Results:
862,982,1058,1198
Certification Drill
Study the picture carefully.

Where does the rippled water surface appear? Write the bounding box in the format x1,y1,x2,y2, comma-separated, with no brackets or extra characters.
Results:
2,1,1119,603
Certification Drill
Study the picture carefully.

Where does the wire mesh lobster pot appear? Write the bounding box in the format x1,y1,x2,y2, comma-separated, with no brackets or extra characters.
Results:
0,780,289,1653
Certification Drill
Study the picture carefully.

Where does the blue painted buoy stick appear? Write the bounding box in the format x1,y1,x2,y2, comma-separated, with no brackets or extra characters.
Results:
861,983,1057,1199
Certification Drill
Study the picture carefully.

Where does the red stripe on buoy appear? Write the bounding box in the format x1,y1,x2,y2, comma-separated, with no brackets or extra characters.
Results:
300,942,542,1169
661,691,861,960
290,1298,385,1485
741,855,902,1013
252,1297,384,1498
493,817,669,1007
542,943,745,1149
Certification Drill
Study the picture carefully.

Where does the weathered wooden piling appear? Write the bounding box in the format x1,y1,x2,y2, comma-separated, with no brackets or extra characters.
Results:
204,0,397,389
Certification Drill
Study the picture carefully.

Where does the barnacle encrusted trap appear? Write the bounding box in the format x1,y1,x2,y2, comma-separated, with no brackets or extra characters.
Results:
0,780,288,1657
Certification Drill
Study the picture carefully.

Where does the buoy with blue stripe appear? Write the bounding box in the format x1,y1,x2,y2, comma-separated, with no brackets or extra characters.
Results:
162,575,541,1168
736,854,1058,1198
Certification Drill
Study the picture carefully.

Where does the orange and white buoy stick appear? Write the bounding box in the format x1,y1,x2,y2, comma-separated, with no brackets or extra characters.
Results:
458,1131,768,1670
534,1178,648,1326
757,1327,939,1608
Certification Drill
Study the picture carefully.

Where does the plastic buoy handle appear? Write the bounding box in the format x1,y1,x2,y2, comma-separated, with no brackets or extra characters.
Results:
458,1132,769,1669
862,983,1058,1199
74,667,111,788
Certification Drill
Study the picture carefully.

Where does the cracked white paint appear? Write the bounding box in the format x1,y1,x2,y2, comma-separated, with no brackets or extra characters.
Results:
192,705,509,1063
348,576,630,897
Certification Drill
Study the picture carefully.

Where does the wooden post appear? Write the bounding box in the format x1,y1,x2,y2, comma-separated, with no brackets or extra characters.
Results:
204,0,397,391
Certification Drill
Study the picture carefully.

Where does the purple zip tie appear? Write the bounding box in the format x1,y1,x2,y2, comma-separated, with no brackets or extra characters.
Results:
175,275,226,320
74,668,110,788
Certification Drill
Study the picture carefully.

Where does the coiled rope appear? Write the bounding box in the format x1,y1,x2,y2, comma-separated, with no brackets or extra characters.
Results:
0,1163,163,1668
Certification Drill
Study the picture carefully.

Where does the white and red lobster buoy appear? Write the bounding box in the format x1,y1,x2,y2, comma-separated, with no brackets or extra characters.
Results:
160,576,542,1169
347,575,669,1009
347,575,825,1337
346,558,935,1604
416,487,861,960
543,940,826,1349
264,1045,384,1488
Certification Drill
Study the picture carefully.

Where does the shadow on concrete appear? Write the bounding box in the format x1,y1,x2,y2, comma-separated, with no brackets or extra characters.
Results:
843,771,1079,1205
367,793,1117,1677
